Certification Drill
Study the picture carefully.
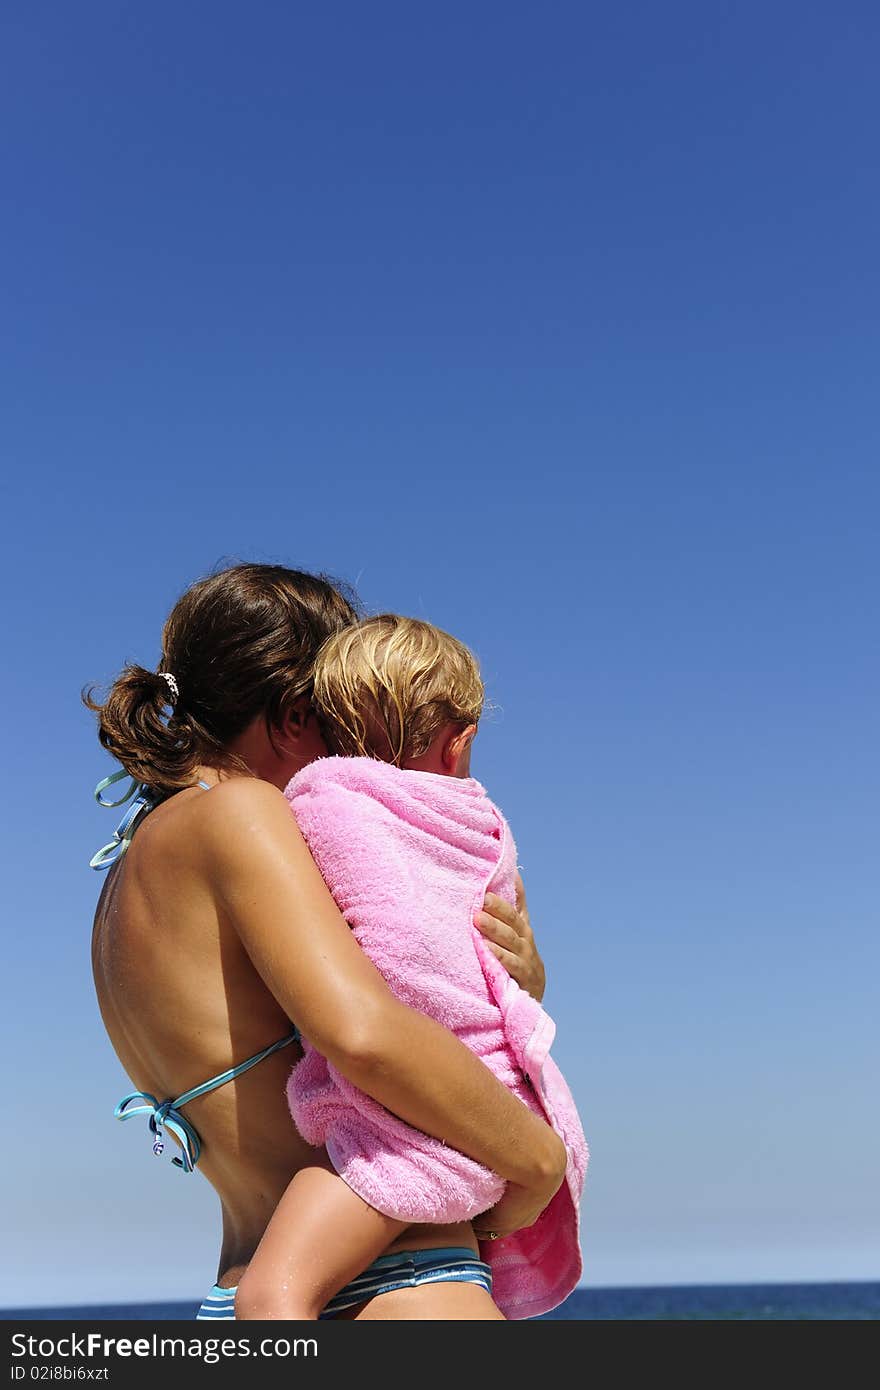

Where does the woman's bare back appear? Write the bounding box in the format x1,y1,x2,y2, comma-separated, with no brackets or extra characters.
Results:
92,784,312,1281
92,781,479,1291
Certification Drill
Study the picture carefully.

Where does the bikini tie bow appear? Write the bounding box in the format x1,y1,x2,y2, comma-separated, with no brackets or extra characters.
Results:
114,1091,202,1173
90,770,156,871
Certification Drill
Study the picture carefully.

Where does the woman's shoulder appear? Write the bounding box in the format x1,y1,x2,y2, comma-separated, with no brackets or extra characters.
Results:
202,776,289,812
195,777,305,863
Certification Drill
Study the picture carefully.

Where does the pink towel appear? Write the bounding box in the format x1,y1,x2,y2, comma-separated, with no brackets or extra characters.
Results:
284,757,588,1319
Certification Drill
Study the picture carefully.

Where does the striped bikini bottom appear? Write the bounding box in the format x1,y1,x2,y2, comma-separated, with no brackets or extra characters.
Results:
197,1245,493,1320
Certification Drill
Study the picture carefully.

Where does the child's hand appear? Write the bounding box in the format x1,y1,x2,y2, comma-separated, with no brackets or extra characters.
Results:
475,873,546,1002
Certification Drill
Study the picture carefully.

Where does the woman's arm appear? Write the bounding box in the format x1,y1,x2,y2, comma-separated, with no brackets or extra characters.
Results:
202,779,565,1201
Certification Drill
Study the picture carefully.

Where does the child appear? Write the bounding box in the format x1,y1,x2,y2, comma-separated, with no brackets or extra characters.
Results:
235,616,588,1320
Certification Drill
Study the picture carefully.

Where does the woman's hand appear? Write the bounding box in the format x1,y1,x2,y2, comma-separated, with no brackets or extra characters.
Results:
473,1130,567,1240
475,873,546,1002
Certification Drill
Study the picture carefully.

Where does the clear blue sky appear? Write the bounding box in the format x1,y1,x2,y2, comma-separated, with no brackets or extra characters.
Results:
1,2,877,1307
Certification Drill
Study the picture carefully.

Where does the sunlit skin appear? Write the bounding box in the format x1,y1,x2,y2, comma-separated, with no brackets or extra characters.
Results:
92,703,560,1319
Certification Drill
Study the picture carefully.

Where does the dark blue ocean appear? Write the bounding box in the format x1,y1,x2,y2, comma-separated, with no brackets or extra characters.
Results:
4,1283,878,1321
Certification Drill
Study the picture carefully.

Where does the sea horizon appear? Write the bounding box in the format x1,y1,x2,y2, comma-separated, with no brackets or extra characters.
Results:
4,1278,878,1322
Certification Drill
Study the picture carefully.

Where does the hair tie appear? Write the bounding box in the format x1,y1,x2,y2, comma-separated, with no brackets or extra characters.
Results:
158,672,179,705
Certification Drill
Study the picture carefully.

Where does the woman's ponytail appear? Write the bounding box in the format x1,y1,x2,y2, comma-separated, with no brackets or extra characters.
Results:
83,664,201,794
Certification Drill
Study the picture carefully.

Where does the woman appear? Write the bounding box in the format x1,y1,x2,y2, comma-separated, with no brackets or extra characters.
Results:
87,563,565,1320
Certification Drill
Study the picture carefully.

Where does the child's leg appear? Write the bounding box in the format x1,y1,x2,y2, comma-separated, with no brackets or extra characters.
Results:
235,1160,408,1320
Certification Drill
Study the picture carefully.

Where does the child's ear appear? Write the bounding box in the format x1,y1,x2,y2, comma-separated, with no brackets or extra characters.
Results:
442,723,478,776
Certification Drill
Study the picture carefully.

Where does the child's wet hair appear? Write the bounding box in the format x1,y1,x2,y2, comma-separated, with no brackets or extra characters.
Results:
312,615,484,766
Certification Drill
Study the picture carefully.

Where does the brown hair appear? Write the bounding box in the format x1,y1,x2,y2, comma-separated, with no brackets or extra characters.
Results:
312,614,484,766
84,563,360,794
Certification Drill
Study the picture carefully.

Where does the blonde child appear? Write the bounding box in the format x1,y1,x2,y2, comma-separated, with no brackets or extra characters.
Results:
234,616,587,1320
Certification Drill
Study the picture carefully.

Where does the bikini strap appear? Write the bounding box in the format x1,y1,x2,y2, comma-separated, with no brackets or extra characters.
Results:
90,792,156,871
172,1030,301,1110
114,1091,204,1172
89,773,212,871
114,1030,300,1173
95,768,145,807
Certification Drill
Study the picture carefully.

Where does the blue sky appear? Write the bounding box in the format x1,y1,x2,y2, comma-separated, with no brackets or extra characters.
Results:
1,2,878,1307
